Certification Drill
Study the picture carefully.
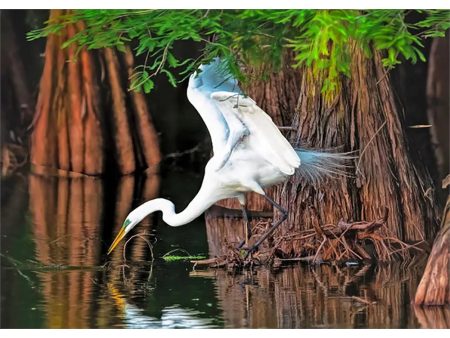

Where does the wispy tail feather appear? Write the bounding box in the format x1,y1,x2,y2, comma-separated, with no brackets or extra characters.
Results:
295,148,357,184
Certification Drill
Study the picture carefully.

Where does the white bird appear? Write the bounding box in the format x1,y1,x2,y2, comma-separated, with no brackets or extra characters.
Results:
107,58,351,256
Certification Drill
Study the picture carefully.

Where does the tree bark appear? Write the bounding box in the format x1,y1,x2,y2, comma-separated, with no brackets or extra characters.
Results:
217,47,439,255
30,10,161,176
79,39,104,174
103,47,136,175
123,47,162,172
30,10,61,169
66,24,85,173
415,176,450,305
54,28,71,171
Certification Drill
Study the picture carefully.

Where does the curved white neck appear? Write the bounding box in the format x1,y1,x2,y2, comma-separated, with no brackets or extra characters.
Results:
129,186,218,228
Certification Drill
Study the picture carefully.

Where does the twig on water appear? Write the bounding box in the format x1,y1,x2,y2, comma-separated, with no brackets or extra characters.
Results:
122,232,154,262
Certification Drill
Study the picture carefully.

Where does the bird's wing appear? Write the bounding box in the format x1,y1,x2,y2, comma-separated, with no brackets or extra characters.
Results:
188,71,249,170
186,77,230,157
186,60,244,158
211,91,300,175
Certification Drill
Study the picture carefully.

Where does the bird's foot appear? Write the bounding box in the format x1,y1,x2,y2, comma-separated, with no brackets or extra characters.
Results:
239,245,257,260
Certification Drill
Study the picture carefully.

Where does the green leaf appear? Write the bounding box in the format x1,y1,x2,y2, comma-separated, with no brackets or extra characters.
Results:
167,52,178,68
143,79,154,93
162,69,177,87
27,9,450,97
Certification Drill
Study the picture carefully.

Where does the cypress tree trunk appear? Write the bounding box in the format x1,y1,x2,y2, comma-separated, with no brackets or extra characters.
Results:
30,10,161,176
415,177,450,305
123,47,162,173
103,47,136,175
413,36,450,306
78,20,105,175
66,24,85,173
216,47,439,256
427,36,449,181
30,10,60,171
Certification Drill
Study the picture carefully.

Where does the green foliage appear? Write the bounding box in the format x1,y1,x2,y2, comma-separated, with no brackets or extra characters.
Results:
161,248,206,263
416,10,450,38
28,9,450,95
161,255,206,262
160,248,206,262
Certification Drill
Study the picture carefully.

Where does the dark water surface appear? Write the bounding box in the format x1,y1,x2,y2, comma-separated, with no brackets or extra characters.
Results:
1,169,449,329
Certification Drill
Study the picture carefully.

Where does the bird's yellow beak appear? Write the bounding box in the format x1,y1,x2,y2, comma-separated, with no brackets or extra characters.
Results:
107,227,127,255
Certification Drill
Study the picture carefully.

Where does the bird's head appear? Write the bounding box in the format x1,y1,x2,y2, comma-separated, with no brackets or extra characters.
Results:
107,217,137,255
106,198,176,255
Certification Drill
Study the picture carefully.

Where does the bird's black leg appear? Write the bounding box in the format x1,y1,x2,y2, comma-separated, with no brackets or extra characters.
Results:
236,203,251,249
244,195,288,258
243,205,251,246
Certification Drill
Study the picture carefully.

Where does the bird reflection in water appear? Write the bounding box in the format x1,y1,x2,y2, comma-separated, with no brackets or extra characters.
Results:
23,173,450,329
106,282,218,328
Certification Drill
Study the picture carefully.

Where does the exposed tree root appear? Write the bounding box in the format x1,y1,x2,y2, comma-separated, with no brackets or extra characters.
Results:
195,207,424,269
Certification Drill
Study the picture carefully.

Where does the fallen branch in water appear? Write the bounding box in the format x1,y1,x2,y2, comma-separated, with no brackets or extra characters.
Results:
123,233,154,262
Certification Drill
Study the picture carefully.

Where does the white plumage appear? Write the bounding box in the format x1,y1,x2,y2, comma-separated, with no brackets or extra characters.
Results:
107,58,351,255
211,91,300,175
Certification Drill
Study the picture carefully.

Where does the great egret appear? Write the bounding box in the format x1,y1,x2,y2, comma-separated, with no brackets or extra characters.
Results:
108,58,350,256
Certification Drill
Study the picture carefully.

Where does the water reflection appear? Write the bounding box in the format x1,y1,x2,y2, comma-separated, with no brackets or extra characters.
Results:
205,263,450,329
1,171,449,329
29,174,103,265
104,281,219,328
203,211,449,329
193,264,427,328
413,305,450,329
27,173,160,328
28,175,101,328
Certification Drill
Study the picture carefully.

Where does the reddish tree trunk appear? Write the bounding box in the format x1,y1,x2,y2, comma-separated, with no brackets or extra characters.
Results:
413,36,450,306
54,29,71,171
66,24,85,173
415,177,450,305
103,47,136,175
79,48,104,174
216,48,439,256
30,10,61,169
123,47,161,172
30,10,161,176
